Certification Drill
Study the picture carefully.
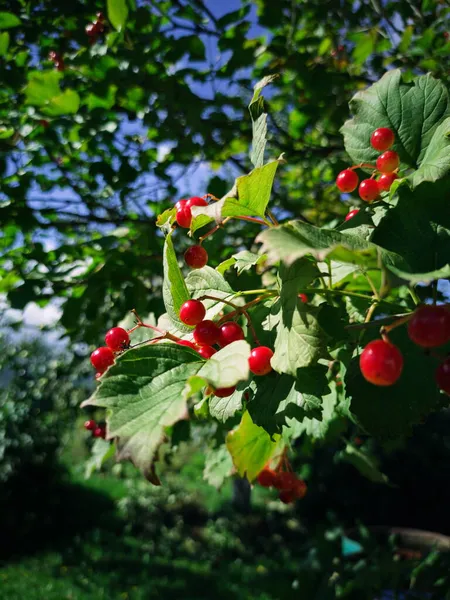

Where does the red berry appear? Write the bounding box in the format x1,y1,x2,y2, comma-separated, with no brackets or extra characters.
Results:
84,419,96,431
179,300,206,326
218,322,245,347
293,479,307,499
86,22,97,36
194,320,220,345
376,150,399,174
38,119,50,128
248,346,274,376
257,468,277,488
177,339,197,350
96,12,105,21
93,426,106,439
279,489,296,504
436,358,450,395
359,339,403,386
105,327,130,352
378,172,398,192
407,305,450,348
175,199,187,211
184,245,208,269
197,345,217,359
92,20,104,34
336,169,359,193
298,293,308,303
345,209,359,221
274,472,298,491
90,346,115,373
358,179,379,202
370,128,395,152
186,196,208,209
213,386,236,397
176,206,192,228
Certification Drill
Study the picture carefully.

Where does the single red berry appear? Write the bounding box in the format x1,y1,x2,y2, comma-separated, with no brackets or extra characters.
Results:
105,327,130,352
257,468,278,488
84,419,96,431
176,206,192,228
345,209,359,221
38,119,50,128
193,320,220,345
370,128,395,152
177,339,197,350
359,339,403,386
274,471,298,491
186,196,208,209
213,386,236,397
179,299,206,326
197,345,217,359
436,358,450,395
298,293,308,303
218,322,245,347
376,150,400,174
279,489,297,504
184,245,208,269
90,346,115,372
407,305,450,348
175,199,187,211
293,479,307,499
93,426,106,439
359,179,379,202
86,22,97,36
249,346,274,376
378,172,398,192
336,169,359,193
92,20,105,34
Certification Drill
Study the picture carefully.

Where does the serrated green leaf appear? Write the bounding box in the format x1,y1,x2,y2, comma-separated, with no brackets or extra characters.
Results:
209,380,247,422
163,231,191,332
217,250,267,276
85,439,115,478
186,265,234,321
248,75,278,168
0,31,9,56
156,207,176,230
203,445,233,489
81,343,202,477
226,411,281,481
409,117,450,186
339,443,389,484
0,12,21,29
107,0,129,31
191,340,251,389
341,70,450,181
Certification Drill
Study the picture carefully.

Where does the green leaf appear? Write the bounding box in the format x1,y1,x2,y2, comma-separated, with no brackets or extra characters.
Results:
107,0,129,32
209,381,247,422
217,250,267,276
345,327,444,439
341,70,450,180
338,443,389,484
409,117,450,186
203,445,233,489
248,74,278,168
24,71,80,115
0,12,21,29
189,340,251,390
270,259,327,376
42,89,80,116
85,439,115,478
163,231,191,331
0,127,14,139
0,31,9,56
186,265,234,323
351,31,377,66
81,343,203,478
398,25,413,53
226,411,281,481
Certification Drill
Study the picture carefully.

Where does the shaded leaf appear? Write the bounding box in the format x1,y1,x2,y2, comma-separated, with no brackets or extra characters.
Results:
163,232,191,331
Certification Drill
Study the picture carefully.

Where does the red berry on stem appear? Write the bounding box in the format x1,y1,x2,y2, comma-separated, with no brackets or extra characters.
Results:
193,320,220,345
175,199,187,211
197,345,217,359
177,339,197,350
298,293,308,303
436,358,450,395
218,322,245,347
359,179,379,202
279,489,296,504
249,346,274,376
293,479,307,499
345,209,359,222
179,300,206,326
257,468,278,488
274,471,298,491
213,386,236,398
184,245,208,269
84,420,96,431
93,426,106,439
407,305,450,348
370,128,395,152
336,169,359,193
90,347,115,372
376,150,400,174
105,327,130,351
378,172,398,192
186,196,208,209
96,11,105,21
176,206,192,228
86,22,96,36
360,339,403,386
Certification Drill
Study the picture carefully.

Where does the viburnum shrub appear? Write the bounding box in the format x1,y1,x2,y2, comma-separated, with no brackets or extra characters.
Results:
82,71,450,498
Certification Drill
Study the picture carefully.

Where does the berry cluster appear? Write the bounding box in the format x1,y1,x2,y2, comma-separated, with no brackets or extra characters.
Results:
257,464,307,504
85,12,106,43
90,326,130,376
84,419,106,439
336,127,400,219
179,298,274,397
359,305,450,393
174,196,210,269
48,50,65,71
